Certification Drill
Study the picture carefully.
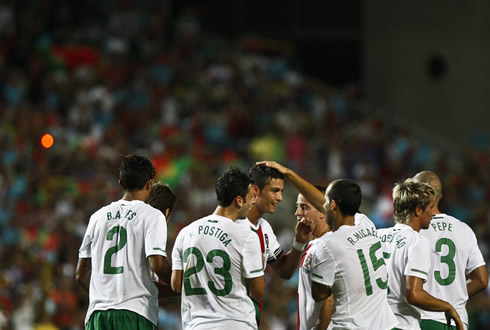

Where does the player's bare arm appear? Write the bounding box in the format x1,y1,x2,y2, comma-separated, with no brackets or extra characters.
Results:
148,254,172,284
171,269,183,293
75,257,91,293
466,265,489,298
268,217,313,279
149,255,178,298
249,276,266,300
311,282,332,302
257,161,325,213
405,276,463,330
316,294,334,330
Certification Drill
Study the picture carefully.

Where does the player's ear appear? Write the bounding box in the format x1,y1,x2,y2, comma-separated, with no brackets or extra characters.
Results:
252,184,260,195
234,195,244,209
119,179,124,190
415,206,423,217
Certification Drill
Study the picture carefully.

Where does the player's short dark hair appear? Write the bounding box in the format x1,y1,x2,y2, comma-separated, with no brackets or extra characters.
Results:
327,179,361,216
216,167,253,207
119,154,156,192
249,164,284,190
147,181,177,215
314,185,327,194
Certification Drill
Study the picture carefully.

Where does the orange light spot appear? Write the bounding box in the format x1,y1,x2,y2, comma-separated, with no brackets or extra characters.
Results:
41,134,54,149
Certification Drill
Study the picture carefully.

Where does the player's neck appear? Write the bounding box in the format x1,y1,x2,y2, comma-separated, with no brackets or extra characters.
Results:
407,220,421,232
314,225,329,239
247,205,263,226
122,191,146,202
334,215,354,230
213,206,238,222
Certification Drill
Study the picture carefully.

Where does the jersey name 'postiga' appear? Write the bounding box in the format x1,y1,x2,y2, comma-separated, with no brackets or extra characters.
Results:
198,225,232,246
347,226,378,246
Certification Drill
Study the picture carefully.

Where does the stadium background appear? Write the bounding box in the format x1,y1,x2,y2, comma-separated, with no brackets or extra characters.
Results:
0,0,488,329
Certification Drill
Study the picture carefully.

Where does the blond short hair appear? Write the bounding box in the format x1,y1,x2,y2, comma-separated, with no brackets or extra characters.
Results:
393,179,435,224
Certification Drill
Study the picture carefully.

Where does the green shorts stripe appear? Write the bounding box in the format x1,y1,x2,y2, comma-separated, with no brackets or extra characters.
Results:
420,319,457,330
86,309,156,330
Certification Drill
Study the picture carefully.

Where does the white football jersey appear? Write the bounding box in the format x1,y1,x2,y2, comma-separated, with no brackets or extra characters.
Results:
78,199,167,326
378,223,431,330
172,214,264,330
419,214,486,329
312,215,398,330
298,238,333,330
236,217,283,269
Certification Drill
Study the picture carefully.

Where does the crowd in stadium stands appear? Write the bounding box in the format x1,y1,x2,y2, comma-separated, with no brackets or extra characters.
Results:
0,1,488,329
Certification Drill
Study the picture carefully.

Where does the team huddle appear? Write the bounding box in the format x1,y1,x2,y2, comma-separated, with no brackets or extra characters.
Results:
76,155,488,330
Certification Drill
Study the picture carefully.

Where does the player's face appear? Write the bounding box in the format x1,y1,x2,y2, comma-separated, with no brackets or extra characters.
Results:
296,194,329,238
238,184,257,218
255,178,284,214
420,199,436,229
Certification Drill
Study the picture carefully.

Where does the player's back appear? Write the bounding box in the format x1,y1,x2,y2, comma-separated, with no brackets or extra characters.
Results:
80,199,167,325
378,223,431,329
419,213,486,328
317,215,397,329
175,214,263,329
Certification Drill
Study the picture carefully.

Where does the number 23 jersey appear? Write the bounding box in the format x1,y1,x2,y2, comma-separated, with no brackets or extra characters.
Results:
172,214,264,329
311,214,398,330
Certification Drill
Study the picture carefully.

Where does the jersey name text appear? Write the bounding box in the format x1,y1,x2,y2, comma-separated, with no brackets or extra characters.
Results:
198,225,232,246
347,226,378,246
430,221,453,232
106,209,137,221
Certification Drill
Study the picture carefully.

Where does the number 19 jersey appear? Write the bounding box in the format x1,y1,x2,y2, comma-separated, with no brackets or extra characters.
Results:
312,214,398,330
172,214,264,330
78,199,168,326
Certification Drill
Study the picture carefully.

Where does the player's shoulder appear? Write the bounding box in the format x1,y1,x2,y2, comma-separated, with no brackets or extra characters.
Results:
377,225,396,239
257,217,274,230
438,213,473,231
354,212,375,227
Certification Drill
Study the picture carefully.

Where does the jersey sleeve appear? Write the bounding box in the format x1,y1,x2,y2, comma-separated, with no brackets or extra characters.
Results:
242,232,265,279
464,226,486,273
78,215,96,258
262,221,283,263
172,227,186,271
405,235,430,281
311,240,336,286
145,210,168,258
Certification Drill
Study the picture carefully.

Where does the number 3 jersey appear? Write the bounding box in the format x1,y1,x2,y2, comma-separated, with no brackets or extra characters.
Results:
78,199,168,326
378,223,431,330
172,214,265,330
311,214,398,330
419,213,486,329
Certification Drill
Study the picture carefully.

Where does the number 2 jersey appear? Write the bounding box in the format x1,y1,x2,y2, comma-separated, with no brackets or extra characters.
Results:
311,214,398,330
78,199,168,326
419,213,486,329
172,214,265,330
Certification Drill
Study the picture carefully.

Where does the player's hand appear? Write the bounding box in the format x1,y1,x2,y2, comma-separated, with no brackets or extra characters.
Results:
295,216,313,243
256,161,289,175
444,306,463,330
